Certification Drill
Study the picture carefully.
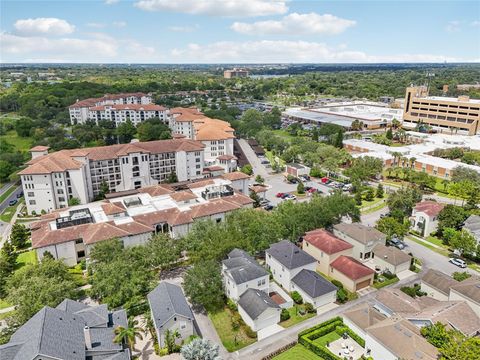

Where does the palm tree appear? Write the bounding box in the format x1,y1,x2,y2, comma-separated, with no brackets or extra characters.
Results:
114,317,144,351
165,328,181,354
391,152,402,167
409,157,416,169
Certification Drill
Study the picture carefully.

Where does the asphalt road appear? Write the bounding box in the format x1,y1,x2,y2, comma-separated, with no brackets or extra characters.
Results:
0,184,22,213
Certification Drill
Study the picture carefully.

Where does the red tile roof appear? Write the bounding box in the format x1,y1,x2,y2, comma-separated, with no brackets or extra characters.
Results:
330,255,374,280
69,93,150,108
414,201,445,217
221,171,250,181
101,202,126,215
89,104,166,111
30,145,50,152
304,229,353,255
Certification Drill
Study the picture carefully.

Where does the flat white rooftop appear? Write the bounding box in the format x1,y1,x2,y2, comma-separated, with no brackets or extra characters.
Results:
422,96,480,104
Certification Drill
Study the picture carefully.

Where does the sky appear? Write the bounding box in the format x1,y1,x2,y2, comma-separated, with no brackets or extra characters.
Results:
1,0,479,63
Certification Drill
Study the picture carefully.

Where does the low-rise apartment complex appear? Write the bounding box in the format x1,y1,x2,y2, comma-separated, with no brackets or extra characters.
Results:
19,139,206,214
69,92,153,124
224,68,249,78
403,86,480,135
30,175,253,266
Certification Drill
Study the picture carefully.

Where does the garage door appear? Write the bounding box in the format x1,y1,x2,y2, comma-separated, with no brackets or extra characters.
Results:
355,279,371,291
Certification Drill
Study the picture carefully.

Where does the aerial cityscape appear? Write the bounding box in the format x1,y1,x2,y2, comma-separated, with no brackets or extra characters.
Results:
0,0,480,359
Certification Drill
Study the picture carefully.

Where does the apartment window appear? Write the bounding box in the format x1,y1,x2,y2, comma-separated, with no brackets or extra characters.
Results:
29,200,36,205
57,189,64,194
28,192,34,197
75,239,83,244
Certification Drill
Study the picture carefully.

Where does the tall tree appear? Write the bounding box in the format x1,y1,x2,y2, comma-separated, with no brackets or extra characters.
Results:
116,119,137,143
114,317,144,351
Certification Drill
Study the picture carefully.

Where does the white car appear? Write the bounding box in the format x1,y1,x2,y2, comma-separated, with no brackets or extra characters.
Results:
449,258,467,268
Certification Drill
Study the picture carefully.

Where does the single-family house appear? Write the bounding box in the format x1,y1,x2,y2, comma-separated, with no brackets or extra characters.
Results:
372,244,412,275
405,301,480,337
237,289,281,332
449,277,480,316
290,269,337,308
222,249,269,301
0,299,130,360
374,288,440,317
266,240,316,291
410,201,445,236
365,317,438,360
342,303,387,339
464,215,480,246
302,228,353,275
421,269,459,301
329,255,375,292
333,223,386,262
147,282,195,348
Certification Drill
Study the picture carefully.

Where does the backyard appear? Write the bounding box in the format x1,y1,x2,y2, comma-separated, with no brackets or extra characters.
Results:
279,304,316,328
273,344,321,360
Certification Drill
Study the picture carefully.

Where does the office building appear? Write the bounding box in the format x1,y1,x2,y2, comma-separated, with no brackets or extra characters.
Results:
403,86,480,135
224,68,249,79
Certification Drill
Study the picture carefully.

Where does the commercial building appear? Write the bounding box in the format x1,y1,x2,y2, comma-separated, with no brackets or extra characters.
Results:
403,86,480,135
283,101,403,130
19,139,206,214
224,68,249,79
30,175,254,266
69,92,153,124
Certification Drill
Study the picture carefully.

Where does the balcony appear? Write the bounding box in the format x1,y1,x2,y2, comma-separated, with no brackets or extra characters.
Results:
201,185,234,200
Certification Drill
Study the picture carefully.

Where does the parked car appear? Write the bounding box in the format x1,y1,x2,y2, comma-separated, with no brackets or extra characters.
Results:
281,193,291,199
16,192,24,198
321,177,331,184
276,192,285,198
299,175,310,182
449,258,467,268
263,204,274,211
259,199,270,206
284,194,297,200
8,199,17,206
388,238,405,250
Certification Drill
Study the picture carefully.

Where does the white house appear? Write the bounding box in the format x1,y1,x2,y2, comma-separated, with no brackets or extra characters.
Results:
222,249,269,302
410,201,445,237
333,223,386,262
290,269,337,309
265,240,316,291
237,289,281,332
148,282,195,348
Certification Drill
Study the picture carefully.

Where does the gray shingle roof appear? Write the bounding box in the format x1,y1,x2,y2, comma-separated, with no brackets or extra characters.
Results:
238,289,280,320
291,269,337,299
333,222,386,244
372,244,412,266
75,304,109,327
266,240,315,269
56,298,90,313
228,248,255,261
148,282,194,331
464,215,480,240
222,256,268,285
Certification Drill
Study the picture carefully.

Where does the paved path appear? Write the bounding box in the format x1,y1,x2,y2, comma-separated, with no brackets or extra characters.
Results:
0,182,14,197
237,139,269,178
193,308,230,359
0,306,15,314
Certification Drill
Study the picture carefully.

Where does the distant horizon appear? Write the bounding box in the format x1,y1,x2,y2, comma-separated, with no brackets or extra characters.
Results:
2,62,479,66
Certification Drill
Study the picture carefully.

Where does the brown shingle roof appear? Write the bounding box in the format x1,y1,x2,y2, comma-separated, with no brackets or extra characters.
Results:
333,222,386,244
421,269,459,296
372,244,412,266
304,229,353,255
342,303,387,331
451,277,480,303
376,288,440,315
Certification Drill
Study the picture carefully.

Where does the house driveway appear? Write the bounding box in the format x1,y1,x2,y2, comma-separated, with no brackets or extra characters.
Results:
257,324,283,341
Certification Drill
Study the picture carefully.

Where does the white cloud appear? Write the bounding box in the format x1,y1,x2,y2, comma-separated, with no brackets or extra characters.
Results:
170,40,462,63
446,20,461,32
86,22,107,28
113,21,127,28
471,20,480,27
232,12,356,35
168,25,199,32
0,31,157,63
134,0,288,17
14,17,75,36
105,0,119,4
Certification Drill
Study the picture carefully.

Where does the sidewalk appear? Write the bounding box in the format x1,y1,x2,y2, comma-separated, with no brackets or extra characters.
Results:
408,234,444,250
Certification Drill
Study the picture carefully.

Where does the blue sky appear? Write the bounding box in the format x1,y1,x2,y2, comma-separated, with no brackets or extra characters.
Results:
1,0,479,63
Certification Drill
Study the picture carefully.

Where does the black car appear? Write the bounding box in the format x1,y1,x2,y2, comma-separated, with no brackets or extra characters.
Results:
16,192,24,198
263,204,274,211
8,199,17,206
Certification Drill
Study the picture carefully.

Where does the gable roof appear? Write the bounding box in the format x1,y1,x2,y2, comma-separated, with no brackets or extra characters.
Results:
228,248,255,261
372,244,412,266
330,255,375,280
304,229,353,255
375,288,440,315
222,257,268,285
238,289,280,320
291,269,337,298
148,282,194,330
266,240,316,270
451,277,480,304
414,201,445,217
342,303,387,331
421,269,459,296
221,171,250,181
333,222,386,244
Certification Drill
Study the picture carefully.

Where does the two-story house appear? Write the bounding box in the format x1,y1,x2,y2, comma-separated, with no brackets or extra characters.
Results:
333,222,386,262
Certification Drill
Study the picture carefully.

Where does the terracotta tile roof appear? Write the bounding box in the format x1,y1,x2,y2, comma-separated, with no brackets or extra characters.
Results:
172,133,186,139
89,104,166,111
83,222,130,245
30,145,50,152
249,184,268,194
132,209,177,227
137,184,174,197
221,171,250,181
32,223,90,249
193,118,235,141
203,165,224,172
115,221,154,236
330,255,374,280
170,190,198,202
414,201,445,217
101,202,126,215
69,93,149,108
223,193,254,206
187,179,215,189
217,154,237,160
19,150,83,175
170,107,205,122
304,229,353,255
189,198,241,219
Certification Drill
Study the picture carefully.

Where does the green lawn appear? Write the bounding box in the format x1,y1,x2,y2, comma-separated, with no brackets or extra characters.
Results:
265,150,286,167
0,130,33,152
0,310,15,321
208,307,256,352
406,236,450,257
360,197,385,210
425,236,444,247
0,298,12,310
0,200,23,223
361,201,388,215
273,344,321,360
16,250,37,268
272,129,296,142
0,185,17,205
312,331,341,347
279,305,316,328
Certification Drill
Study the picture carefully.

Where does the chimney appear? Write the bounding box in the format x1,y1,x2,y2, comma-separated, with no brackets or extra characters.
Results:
84,326,92,349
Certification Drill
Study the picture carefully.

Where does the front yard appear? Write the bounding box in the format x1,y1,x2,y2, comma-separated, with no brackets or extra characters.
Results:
208,307,257,352
273,344,321,360
279,304,316,328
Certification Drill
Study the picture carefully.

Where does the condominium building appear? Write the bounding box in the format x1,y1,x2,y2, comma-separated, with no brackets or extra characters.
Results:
170,107,237,171
224,68,249,79
69,92,153,124
87,104,170,127
19,139,206,215
403,86,480,135
30,176,253,266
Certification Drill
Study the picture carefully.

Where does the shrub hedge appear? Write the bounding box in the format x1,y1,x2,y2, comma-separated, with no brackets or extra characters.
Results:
298,316,342,338
334,326,366,347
